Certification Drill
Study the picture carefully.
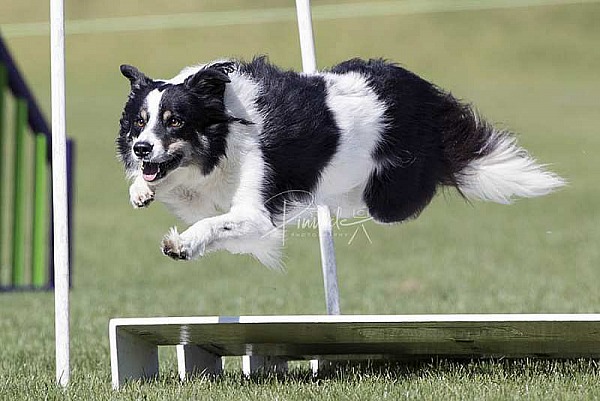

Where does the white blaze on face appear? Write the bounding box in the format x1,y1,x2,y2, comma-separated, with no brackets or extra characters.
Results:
134,89,165,160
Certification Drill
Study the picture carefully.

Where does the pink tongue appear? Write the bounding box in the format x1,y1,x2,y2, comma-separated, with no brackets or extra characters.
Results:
142,163,160,182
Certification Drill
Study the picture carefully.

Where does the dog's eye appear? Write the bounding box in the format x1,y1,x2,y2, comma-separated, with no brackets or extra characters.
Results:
168,117,184,128
134,118,146,128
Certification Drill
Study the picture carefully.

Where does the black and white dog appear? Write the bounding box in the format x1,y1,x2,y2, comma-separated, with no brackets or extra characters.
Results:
117,57,564,267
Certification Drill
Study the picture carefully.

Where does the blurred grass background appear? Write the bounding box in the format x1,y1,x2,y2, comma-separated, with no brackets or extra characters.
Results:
0,0,599,399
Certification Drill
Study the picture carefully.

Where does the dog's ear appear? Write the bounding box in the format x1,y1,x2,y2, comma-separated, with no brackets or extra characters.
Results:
184,68,231,97
120,64,151,90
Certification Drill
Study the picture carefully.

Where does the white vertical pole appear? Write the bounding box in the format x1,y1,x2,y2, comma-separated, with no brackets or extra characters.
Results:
294,0,341,316
317,206,340,315
295,0,317,74
50,0,70,387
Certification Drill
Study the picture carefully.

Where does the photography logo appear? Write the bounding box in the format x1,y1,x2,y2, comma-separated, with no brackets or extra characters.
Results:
265,190,373,245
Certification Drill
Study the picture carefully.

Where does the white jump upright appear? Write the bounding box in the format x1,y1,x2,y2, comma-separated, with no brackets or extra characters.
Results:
317,205,341,316
294,0,342,376
295,0,317,73
294,0,341,317
50,0,71,388
240,0,342,377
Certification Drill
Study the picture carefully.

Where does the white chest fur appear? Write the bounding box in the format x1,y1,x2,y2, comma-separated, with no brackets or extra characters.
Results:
153,163,239,225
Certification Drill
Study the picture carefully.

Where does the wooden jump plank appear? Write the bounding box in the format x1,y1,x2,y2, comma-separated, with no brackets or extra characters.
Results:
110,314,600,389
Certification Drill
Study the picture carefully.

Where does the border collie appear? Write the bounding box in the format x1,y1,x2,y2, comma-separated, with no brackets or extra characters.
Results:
117,57,564,267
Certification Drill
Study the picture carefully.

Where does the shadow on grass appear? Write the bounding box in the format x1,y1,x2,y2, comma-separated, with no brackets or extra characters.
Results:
120,358,600,389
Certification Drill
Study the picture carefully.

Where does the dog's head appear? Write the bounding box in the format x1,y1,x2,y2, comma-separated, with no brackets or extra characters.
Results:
116,64,234,183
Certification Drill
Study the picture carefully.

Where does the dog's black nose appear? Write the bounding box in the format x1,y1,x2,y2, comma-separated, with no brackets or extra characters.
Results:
133,142,153,158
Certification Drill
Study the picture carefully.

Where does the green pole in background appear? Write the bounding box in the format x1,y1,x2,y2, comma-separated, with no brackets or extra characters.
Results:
0,64,6,284
11,98,27,287
32,134,47,288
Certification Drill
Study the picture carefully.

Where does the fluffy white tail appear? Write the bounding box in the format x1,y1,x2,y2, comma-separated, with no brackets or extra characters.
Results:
457,130,565,204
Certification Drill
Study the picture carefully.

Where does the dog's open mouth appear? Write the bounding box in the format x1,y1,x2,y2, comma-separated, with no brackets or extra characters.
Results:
141,154,183,182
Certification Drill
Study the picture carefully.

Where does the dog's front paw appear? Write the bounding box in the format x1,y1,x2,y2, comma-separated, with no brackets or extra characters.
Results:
161,228,189,260
130,183,155,209
161,227,207,261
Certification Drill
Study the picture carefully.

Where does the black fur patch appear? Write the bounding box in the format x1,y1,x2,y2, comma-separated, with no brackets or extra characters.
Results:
238,57,341,216
330,58,495,223
159,69,231,175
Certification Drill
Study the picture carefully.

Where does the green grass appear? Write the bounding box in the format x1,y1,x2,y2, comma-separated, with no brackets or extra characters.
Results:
1,0,600,399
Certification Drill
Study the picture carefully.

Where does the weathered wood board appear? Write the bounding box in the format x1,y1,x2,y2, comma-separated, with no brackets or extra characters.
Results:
110,314,600,389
